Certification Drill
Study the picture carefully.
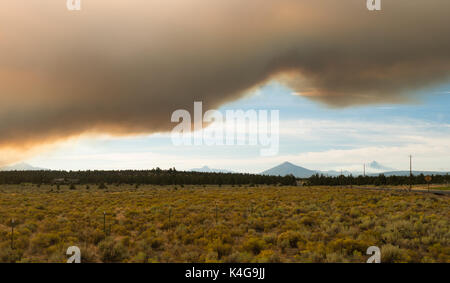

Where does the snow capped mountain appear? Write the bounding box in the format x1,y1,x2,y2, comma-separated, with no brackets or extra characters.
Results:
367,161,395,171
190,166,234,173
0,162,47,171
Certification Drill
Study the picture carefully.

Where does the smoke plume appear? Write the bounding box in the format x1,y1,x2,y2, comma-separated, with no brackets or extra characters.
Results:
0,0,449,164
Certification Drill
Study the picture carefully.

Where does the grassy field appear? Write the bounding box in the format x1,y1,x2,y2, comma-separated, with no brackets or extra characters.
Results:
353,184,450,191
0,184,448,263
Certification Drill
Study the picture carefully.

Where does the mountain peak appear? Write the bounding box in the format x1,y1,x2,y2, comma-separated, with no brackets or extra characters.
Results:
261,161,316,178
367,161,395,171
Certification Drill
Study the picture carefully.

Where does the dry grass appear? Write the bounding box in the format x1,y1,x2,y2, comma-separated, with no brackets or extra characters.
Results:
0,184,448,263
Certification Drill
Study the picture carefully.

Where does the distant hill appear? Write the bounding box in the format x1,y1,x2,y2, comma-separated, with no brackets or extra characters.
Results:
261,161,317,178
190,166,234,174
0,162,47,171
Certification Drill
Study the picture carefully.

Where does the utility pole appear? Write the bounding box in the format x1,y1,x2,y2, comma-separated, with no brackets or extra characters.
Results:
409,155,412,192
363,164,365,177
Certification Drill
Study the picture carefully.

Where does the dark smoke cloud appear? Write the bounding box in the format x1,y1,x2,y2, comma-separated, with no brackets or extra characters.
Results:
0,0,449,162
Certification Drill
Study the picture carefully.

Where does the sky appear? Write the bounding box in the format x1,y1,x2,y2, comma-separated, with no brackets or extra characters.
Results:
26,81,450,173
1,1,450,173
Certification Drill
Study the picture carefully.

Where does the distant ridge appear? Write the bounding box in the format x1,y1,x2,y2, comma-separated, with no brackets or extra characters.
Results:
369,170,449,177
261,161,449,178
0,162,47,171
190,166,234,174
261,161,317,178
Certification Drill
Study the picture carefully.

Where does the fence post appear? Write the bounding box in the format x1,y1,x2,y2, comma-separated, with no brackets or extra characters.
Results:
215,202,218,224
168,206,172,230
11,219,15,250
103,212,106,236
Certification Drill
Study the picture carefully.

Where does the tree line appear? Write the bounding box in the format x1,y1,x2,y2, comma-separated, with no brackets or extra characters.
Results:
306,173,450,186
0,168,297,186
1,169,447,187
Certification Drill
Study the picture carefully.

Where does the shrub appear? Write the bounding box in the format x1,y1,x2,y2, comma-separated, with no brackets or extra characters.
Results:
278,231,303,249
98,239,128,263
256,250,281,263
243,238,266,255
213,241,232,259
326,252,347,263
30,233,60,251
0,246,22,263
263,234,277,245
381,244,408,263
300,216,314,226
